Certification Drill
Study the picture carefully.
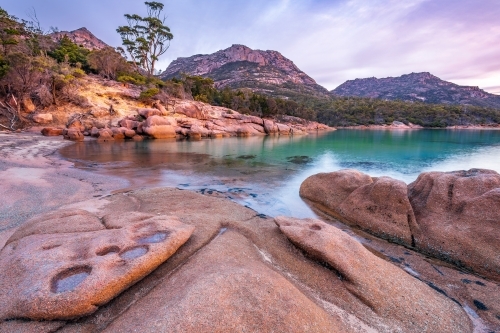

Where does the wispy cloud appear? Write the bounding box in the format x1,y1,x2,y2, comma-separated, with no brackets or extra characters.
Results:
3,0,499,93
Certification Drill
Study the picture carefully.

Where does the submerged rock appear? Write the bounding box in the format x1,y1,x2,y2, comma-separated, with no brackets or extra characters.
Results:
275,216,472,333
0,210,194,320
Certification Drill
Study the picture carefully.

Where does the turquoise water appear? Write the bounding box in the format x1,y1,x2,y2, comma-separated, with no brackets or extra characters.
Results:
61,129,500,218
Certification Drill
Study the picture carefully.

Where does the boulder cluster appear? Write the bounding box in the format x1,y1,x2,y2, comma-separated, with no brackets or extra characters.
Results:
300,168,500,281
40,100,330,141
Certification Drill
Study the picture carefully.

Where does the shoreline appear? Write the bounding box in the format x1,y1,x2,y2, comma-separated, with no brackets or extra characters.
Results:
338,124,500,130
0,132,499,331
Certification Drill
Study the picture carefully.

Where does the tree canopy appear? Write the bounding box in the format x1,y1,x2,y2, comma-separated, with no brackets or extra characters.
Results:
117,1,173,76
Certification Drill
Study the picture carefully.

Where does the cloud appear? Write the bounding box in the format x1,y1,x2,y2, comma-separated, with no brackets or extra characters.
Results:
3,0,499,94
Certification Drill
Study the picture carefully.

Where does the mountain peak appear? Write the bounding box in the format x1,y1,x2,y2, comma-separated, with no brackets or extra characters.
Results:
50,27,109,50
161,45,328,98
332,73,500,108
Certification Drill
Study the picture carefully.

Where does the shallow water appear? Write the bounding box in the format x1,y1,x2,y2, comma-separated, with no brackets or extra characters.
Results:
60,129,500,218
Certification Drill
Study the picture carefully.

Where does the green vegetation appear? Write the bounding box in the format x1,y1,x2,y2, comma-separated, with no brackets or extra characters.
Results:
117,1,173,76
48,35,89,69
167,75,500,127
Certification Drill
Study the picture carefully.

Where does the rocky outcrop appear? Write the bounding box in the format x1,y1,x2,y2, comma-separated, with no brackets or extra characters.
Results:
142,115,176,139
274,216,472,333
0,209,194,320
300,169,500,281
408,169,500,281
161,44,329,98
50,27,109,51
332,72,500,109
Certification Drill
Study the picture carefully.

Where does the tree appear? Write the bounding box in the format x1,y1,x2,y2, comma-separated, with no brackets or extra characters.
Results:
48,35,89,68
117,1,173,76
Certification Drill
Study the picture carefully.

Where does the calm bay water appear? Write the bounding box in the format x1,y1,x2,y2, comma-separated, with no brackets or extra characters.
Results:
60,129,500,218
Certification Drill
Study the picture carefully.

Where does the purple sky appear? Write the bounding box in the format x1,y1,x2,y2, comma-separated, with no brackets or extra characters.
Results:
3,0,499,93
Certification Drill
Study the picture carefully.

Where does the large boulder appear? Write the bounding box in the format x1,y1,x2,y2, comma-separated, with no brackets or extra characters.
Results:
143,116,176,139
274,216,472,333
174,103,206,120
276,123,291,135
32,113,53,124
408,169,500,281
338,176,418,246
300,170,373,218
63,128,84,142
0,210,194,320
263,119,278,134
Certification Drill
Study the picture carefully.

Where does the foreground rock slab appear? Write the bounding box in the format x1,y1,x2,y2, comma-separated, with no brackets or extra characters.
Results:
104,229,348,333
275,216,472,333
0,210,194,320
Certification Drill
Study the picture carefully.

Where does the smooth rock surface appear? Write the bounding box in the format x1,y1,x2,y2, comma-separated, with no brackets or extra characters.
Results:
104,230,348,333
0,210,194,320
408,169,500,281
275,216,472,333
338,176,417,245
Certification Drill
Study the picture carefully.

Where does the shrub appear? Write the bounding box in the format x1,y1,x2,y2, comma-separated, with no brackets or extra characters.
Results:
139,88,160,101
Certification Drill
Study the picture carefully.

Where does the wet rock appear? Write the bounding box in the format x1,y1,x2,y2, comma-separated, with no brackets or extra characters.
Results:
274,216,472,333
338,176,417,245
32,113,53,124
41,127,63,136
0,210,194,320
103,230,347,333
408,169,500,281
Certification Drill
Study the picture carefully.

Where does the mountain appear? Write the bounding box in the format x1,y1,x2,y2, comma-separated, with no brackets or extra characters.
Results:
50,27,109,50
331,72,500,109
160,44,329,99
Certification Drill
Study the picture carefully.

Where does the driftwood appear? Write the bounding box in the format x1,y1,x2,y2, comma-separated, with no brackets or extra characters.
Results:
0,96,20,131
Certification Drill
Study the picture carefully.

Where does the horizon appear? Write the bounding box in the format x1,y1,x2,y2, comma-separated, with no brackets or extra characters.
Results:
2,0,499,94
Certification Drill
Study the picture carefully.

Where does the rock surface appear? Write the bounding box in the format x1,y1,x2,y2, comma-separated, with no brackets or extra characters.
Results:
301,168,500,281
41,127,63,136
408,169,500,281
32,113,53,124
274,216,472,333
0,210,194,320
104,230,347,333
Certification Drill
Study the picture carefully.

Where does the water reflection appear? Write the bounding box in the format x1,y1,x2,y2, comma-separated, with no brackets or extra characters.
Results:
60,129,500,218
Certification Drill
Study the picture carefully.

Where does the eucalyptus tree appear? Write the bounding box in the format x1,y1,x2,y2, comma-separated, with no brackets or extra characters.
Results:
117,2,173,76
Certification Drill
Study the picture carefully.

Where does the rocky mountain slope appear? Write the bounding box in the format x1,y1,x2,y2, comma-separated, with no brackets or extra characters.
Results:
332,72,500,109
161,44,329,99
50,27,109,50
